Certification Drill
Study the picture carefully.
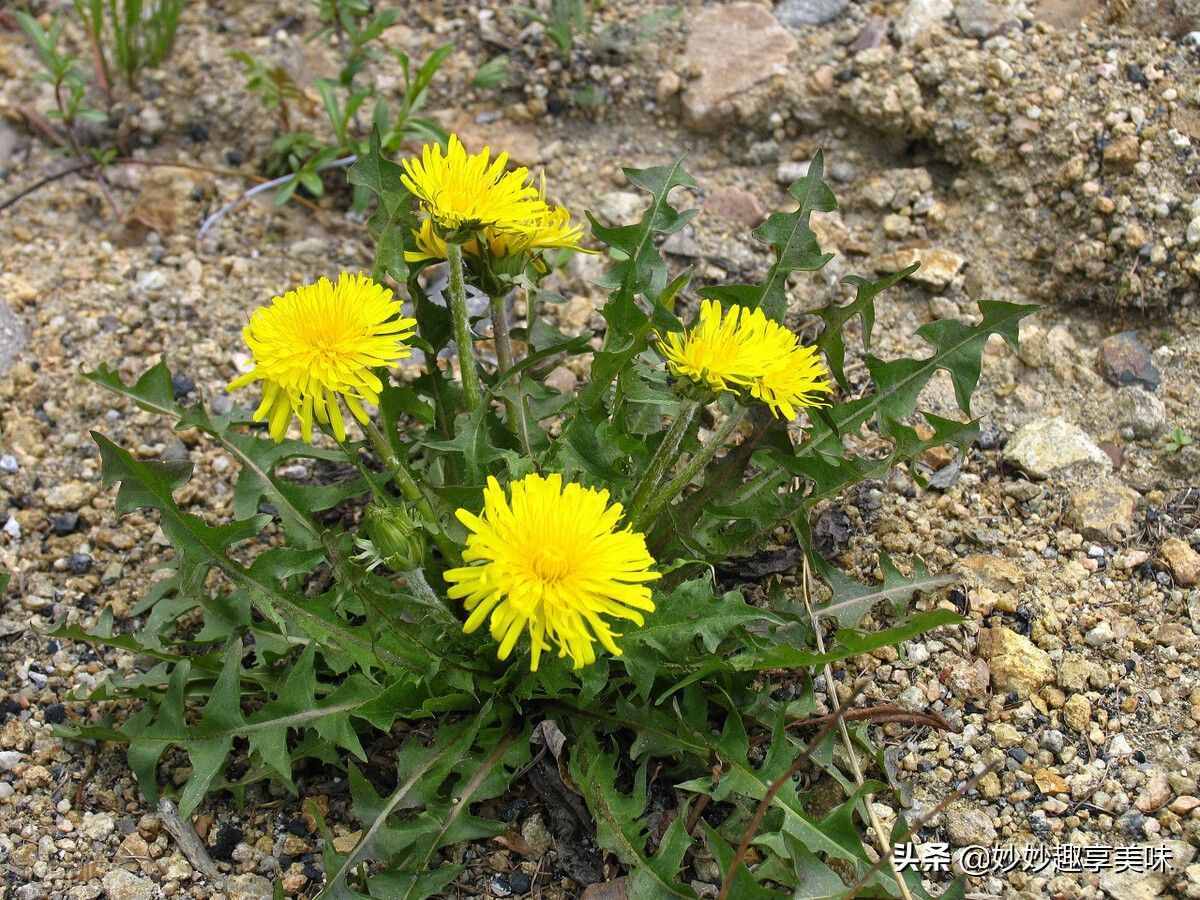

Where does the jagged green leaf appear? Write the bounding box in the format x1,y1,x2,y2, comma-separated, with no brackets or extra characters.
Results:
315,705,493,900
571,731,697,899
818,266,917,391
618,578,778,700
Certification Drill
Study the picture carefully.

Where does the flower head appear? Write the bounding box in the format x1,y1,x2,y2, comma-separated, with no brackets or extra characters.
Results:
405,205,589,264
444,473,660,671
403,158,590,265
659,299,833,419
227,273,416,443
400,134,543,235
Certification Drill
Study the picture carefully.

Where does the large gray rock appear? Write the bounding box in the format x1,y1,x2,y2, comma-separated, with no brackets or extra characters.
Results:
955,0,1020,37
1115,385,1167,438
682,4,797,129
1003,417,1111,479
896,0,953,41
775,0,849,27
101,871,155,900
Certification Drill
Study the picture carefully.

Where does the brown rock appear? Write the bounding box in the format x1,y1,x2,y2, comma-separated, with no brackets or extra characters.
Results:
681,4,797,129
1097,331,1161,390
1157,622,1197,651
959,554,1025,593
1035,768,1070,795
1103,135,1141,172
978,626,1054,697
1162,538,1200,586
1169,796,1200,815
1035,0,1104,29
873,247,965,289
1068,482,1139,541
704,186,766,227
1135,772,1172,813
1063,694,1091,732
943,657,991,699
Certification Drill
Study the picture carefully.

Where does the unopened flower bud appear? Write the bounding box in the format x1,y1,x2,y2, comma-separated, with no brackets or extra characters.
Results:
362,502,426,572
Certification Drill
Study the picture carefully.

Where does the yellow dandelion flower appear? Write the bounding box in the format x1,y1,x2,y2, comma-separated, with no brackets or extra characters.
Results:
444,473,661,671
227,273,416,443
400,134,543,234
659,299,833,419
404,197,590,263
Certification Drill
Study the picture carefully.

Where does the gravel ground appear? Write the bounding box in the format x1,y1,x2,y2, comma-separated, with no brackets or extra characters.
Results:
1,1,1199,898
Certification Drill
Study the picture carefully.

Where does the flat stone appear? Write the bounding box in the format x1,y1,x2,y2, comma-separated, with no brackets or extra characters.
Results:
1162,538,1200,587
682,4,797,129
1136,772,1173,813
1084,620,1114,648
227,874,275,900
101,871,155,900
1098,331,1161,390
1116,385,1167,438
704,186,765,227
1034,0,1104,30
1063,694,1091,732
81,811,116,839
1035,768,1070,795
776,160,811,185
1103,135,1141,172
1068,482,1140,541
873,247,964,289
943,657,991,698
945,806,996,845
955,0,1020,37
594,191,644,226
0,300,27,376
45,481,97,511
775,0,849,27
1003,417,1111,479
896,0,953,41
958,554,1025,593
978,626,1054,697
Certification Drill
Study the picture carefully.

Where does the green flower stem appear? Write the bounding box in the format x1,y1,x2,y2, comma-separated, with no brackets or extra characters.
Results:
635,406,749,531
626,399,701,528
489,292,534,459
362,420,460,565
445,241,483,412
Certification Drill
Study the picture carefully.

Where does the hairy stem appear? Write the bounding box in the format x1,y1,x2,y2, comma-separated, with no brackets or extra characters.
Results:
362,420,459,565
489,292,534,459
635,406,748,531
445,242,483,412
403,566,459,621
626,399,701,527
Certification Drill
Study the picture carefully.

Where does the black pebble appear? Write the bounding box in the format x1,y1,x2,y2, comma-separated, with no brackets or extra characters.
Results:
1008,748,1028,764
44,704,66,724
67,553,92,575
187,123,209,143
509,872,532,894
1125,63,1148,86
285,818,308,836
210,823,243,861
172,374,196,399
0,698,21,722
51,513,80,535
500,798,529,822
303,863,322,880
224,149,244,166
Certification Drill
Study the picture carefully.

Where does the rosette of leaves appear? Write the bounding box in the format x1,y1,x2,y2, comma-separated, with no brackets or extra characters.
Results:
55,145,1034,898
